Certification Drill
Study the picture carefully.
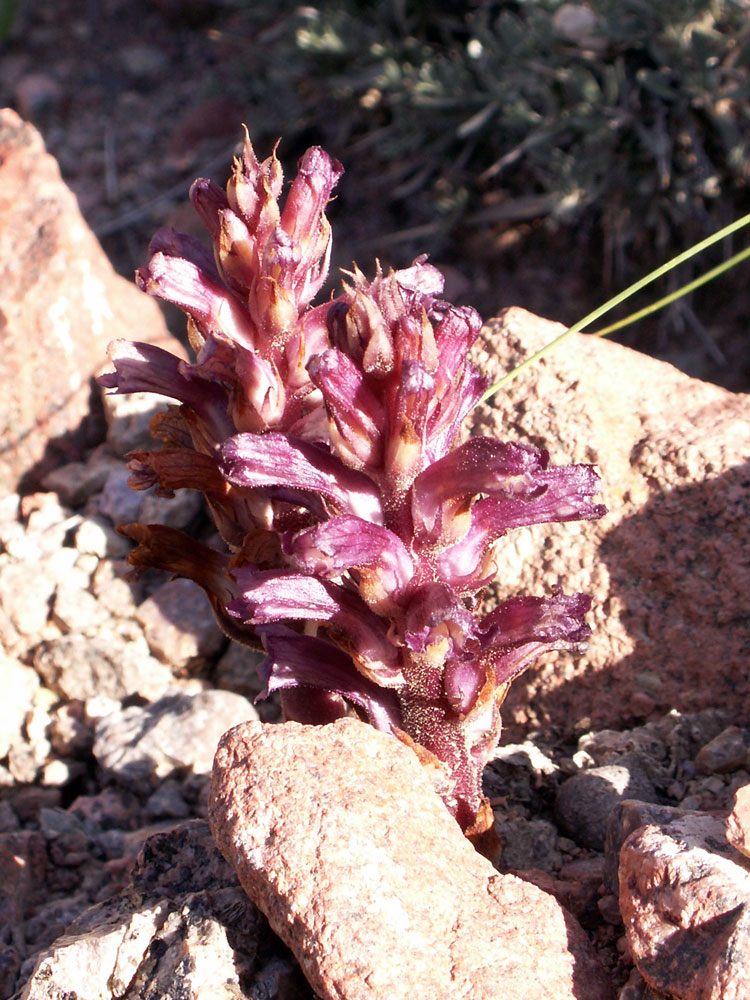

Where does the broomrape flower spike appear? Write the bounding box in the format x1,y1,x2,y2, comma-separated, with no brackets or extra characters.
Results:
100,132,605,837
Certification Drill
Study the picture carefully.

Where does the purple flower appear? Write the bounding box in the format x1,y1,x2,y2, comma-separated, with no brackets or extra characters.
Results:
101,134,605,837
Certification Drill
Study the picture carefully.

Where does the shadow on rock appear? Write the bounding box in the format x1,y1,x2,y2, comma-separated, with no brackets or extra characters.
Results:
505,458,750,738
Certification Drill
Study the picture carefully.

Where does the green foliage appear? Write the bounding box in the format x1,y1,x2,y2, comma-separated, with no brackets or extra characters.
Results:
0,0,16,41
226,0,750,276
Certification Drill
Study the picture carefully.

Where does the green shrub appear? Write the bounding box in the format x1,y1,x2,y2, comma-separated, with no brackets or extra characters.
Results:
224,0,750,282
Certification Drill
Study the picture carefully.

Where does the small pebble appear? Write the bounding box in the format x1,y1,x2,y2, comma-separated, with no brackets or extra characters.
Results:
99,467,143,524
702,775,725,795
14,72,62,115
146,780,191,819
11,786,62,823
42,457,119,507
572,749,595,769
75,515,133,559
0,799,20,833
597,893,622,925
41,758,85,787
135,577,224,668
679,795,702,811
39,807,86,839
667,781,685,800
52,584,110,635
48,702,94,757
629,691,655,717
557,836,578,853
695,726,749,775
555,755,659,850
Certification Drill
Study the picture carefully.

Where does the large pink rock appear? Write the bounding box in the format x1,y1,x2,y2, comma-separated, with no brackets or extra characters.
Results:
0,108,173,491
209,717,613,1000
471,308,750,736
727,784,750,860
619,814,750,999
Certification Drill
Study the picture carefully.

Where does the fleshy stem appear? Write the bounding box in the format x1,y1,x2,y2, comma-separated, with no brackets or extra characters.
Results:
480,211,750,402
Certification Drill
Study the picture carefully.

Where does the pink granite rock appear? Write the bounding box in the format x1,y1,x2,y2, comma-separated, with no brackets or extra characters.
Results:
726,784,750,860
471,308,750,736
0,108,175,492
209,717,613,1000
618,814,750,1000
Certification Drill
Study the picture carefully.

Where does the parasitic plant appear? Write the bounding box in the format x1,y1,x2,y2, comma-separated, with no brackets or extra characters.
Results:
100,132,605,836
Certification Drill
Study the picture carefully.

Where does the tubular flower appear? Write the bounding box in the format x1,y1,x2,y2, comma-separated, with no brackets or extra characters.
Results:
101,135,605,837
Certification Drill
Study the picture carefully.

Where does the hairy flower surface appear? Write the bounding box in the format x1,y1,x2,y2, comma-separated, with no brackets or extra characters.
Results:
101,134,605,836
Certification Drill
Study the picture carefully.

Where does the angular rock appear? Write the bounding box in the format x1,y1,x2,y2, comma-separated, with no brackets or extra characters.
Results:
604,800,688,894
695,725,749,775
210,717,613,1000
726,783,750,860
619,814,750,1000
135,577,224,669
472,308,750,736
94,690,257,788
555,756,659,851
17,820,311,1000
33,631,173,702
51,582,111,635
98,465,144,524
0,109,176,492
0,656,39,758
40,452,122,508
74,514,133,559
496,816,561,872
0,559,57,637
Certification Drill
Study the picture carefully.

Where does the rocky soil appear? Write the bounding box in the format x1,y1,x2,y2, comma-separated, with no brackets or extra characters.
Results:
1,111,749,1000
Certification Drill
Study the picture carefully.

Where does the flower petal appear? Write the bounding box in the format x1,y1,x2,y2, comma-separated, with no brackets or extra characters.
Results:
226,130,282,239
98,340,234,442
257,624,402,732
283,514,414,609
229,567,404,686
412,437,605,542
136,252,257,351
480,593,592,685
148,228,220,282
280,145,344,305
307,349,384,470
412,437,548,536
189,176,229,239
221,432,383,524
